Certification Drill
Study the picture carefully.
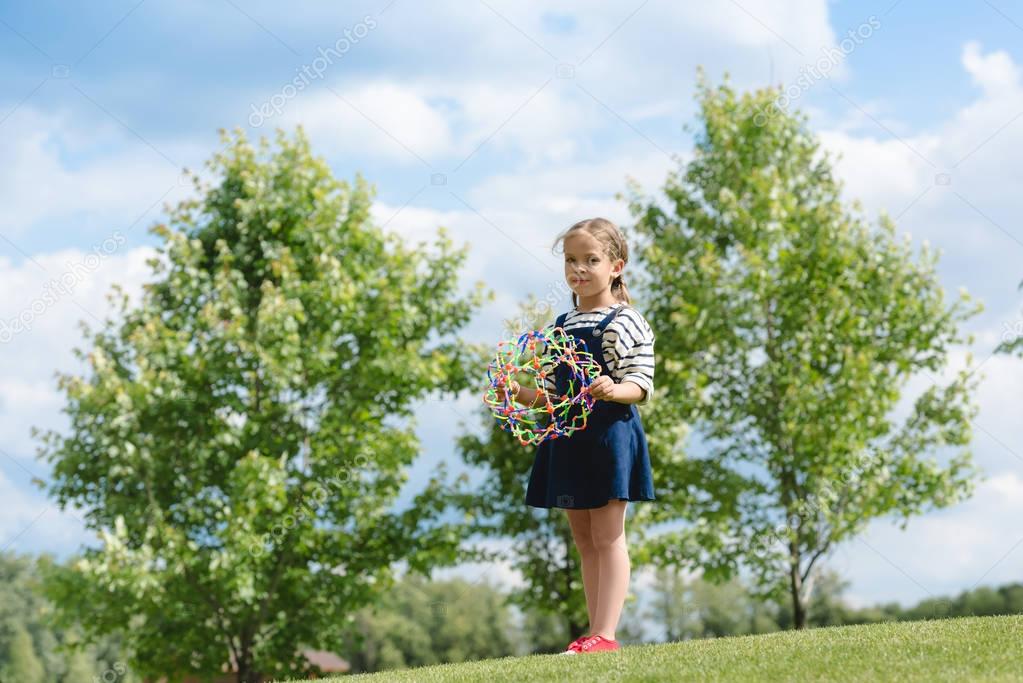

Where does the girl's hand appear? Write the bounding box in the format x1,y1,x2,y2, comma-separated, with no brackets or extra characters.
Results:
494,379,521,404
588,375,617,402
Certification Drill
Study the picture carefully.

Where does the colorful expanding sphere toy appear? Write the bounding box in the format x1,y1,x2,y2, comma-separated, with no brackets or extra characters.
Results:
483,327,602,447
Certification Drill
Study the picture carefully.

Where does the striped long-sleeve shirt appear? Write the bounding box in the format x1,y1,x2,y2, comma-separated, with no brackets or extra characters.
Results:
539,303,655,405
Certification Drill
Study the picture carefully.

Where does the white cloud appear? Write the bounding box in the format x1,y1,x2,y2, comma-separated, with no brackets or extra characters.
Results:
277,75,634,170
819,129,938,214
962,41,1022,95
276,82,455,165
969,352,1023,473
0,106,193,239
816,41,1023,339
438,79,591,167
466,147,681,213
368,145,678,350
0,246,156,459
229,0,841,170
834,471,1023,607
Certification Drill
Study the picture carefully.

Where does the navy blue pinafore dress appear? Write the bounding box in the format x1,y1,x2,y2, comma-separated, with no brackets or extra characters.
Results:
525,305,655,509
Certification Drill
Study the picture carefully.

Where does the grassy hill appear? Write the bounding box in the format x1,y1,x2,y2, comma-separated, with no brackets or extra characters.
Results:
305,615,1023,682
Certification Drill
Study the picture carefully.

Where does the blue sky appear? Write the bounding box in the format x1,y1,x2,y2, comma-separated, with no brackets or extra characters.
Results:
3,0,1023,612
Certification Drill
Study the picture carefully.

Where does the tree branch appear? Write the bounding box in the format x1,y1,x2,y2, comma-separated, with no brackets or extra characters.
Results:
800,538,832,585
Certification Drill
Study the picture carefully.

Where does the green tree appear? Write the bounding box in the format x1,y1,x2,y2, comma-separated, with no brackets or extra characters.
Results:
768,567,854,629
62,650,99,683
341,575,516,672
2,622,45,683
691,578,759,638
625,72,981,629
646,566,699,641
0,552,137,682
35,127,488,682
805,568,853,627
454,298,595,644
645,567,781,641
519,608,573,653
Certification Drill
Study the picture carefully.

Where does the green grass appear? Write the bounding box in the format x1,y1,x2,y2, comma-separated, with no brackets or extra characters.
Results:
308,615,1023,682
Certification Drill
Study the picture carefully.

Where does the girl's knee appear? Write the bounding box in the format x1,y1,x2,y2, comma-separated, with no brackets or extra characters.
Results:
590,528,627,552
566,511,595,553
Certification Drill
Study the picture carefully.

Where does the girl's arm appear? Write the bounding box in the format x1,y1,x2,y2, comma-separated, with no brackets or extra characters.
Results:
607,309,655,406
512,378,645,405
590,374,647,404
510,382,547,408
608,380,646,405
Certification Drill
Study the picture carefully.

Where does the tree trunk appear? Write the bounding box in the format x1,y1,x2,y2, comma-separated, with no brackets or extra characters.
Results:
236,665,262,683
789,552,807,629
236,645,262,683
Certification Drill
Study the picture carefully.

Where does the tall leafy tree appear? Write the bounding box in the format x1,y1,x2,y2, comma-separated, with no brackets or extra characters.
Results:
35,127,487,682
625,72,981,628
455,299,592,643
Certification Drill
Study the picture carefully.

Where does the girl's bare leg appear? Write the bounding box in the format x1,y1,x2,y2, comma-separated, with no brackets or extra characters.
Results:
565,508,599,635
589,499,629,641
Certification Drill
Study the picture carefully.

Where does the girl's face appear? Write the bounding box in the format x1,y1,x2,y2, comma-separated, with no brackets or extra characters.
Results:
562,231,623,299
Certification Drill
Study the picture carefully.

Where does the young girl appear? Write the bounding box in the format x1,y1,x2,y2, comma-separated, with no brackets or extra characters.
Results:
502,217,655,655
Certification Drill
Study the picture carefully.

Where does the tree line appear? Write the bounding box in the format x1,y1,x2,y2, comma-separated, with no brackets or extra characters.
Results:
4,550,1022,678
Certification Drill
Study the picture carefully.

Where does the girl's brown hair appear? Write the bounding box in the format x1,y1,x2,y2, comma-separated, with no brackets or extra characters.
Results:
552,217,631,308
